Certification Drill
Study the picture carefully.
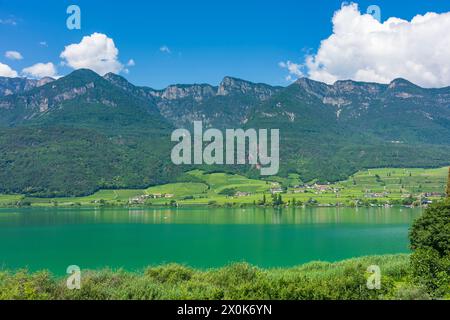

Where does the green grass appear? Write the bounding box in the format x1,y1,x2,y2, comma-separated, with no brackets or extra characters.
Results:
280,167,448,205
0,194,22,206
186,170,270,193
23,189,146,207
1,167,448,207
141,170,272,205
1,254,435,300
339,167,448,194
145,182,209,197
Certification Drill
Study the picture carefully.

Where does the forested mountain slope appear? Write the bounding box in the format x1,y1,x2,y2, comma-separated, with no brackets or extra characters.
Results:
0,69,449,196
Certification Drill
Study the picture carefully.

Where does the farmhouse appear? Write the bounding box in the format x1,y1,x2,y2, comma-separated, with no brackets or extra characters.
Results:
129,194,151,204
270,188,283,194
235,191,251,197
365,192,389,198
314,184,330,192
423,192,444,197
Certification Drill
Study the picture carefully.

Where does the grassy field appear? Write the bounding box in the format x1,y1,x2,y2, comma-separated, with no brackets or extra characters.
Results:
0,167,447,207
0,194,22,204
336,167,448,195
145,181,208,197
1,254,438,300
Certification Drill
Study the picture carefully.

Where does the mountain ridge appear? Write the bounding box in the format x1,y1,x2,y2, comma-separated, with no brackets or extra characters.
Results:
0,69,449,196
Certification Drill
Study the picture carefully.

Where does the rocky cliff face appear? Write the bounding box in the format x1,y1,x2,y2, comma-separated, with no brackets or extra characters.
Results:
3,71,449,136
0,76,55,96
102,73,281,128
0,70,166,128
291,77,450,128
217,76,277,100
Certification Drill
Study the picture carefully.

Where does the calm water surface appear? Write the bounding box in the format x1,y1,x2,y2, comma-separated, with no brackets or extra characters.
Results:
0,207,421,274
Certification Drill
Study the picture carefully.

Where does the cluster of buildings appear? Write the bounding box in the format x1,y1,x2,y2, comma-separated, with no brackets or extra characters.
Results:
421,192,445,197
234,191,251,197
128,193,175,204
291,184,339,195
365,191,390,198
270,187,283,194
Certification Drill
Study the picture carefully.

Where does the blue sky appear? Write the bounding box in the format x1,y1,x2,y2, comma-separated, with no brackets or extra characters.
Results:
1,0,450,88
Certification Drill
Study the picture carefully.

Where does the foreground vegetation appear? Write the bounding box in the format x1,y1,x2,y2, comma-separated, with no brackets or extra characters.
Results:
0,167,447,208
0,255,429,300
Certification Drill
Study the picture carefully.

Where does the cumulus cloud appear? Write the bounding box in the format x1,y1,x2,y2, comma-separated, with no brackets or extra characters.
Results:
281,4,450,88
160,45,171,54
5,51,23,60
22,62,58,79
127,59,135,67
279,61,302,77
0,63,18,77
60,33,124,75
0,18,17,26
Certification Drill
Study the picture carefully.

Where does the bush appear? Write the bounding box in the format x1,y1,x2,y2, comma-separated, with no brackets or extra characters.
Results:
410,248,450,297
218,188,238,197
144,264,194,284
393,284,431,300
0,270,56,300
409,202,450,296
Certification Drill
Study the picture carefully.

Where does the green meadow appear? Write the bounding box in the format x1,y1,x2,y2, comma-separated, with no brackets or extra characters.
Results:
0,167,447,207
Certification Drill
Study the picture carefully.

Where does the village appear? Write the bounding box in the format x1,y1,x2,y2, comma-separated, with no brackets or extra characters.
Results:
127,177,446,208
128,193,175,205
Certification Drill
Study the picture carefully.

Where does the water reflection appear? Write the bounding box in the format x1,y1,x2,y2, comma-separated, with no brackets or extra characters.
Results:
0,206,422,227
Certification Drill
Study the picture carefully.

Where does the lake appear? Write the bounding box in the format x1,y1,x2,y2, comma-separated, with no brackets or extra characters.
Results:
0,207,421,275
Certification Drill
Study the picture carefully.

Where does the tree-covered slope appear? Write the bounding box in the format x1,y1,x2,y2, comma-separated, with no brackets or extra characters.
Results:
0,70,177,196
0,69,449,196
245,78,450,181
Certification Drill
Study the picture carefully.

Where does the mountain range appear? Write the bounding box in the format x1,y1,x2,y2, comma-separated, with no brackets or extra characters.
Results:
0,69,449,196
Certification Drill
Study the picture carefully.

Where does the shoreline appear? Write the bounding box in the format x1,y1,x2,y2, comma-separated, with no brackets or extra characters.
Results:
0,202,429,210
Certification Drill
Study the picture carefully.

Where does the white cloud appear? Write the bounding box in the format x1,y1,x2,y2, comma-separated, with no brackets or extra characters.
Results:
127,59,135,67
281,4,450,88
0,63,18,77
39,41,48,47
60,33,124,75
285,75,295,82
279,61,303,78
5,51,23,60
22,62,58,79
160,45,171,54
0,18,17,26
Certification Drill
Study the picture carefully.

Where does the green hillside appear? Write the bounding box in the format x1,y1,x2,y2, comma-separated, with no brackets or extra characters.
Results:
1,70,450,197
0,167,446,207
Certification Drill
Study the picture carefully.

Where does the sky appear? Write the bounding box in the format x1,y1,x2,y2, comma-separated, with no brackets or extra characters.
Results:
1,0,450,89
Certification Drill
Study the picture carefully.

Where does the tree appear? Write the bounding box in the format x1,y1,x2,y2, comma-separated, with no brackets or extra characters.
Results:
219,188,237,197
271,193,283,206
409,202,450,296
410,203,450,256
